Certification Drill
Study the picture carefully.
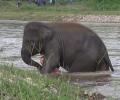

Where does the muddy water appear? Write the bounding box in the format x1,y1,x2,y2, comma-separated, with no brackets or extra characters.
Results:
0,20,120,99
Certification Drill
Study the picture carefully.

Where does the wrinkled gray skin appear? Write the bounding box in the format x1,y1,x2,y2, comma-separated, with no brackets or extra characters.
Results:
21,22,114,74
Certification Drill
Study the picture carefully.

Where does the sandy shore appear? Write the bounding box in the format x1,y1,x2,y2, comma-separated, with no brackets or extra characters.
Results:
55,15,120,23
0,15,120,23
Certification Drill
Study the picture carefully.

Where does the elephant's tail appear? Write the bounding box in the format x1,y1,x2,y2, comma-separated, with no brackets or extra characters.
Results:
104,53,114,72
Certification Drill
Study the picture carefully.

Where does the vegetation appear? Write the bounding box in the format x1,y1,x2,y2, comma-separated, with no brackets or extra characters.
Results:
0,0,119,21
0,64,86,100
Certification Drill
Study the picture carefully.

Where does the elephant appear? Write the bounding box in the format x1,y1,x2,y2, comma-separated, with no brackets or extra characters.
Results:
21,22,114,74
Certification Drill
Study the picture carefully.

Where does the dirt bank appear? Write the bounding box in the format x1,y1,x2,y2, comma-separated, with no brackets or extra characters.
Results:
55,15,120,23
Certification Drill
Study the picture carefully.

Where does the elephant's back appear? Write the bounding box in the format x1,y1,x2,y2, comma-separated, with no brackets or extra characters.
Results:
47,22,104,46
47,22,105,50
47,22,94,34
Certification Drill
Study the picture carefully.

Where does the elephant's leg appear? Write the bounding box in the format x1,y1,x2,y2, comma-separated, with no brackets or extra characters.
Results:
39,54,60,74
69,57,96,72
41,52,60,74
96,59,109,71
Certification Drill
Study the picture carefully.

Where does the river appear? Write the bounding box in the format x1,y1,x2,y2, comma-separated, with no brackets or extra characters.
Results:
0,20,120,99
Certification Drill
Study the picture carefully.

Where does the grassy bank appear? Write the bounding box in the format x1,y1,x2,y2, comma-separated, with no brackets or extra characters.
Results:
0,0,120,21
0,64,86,100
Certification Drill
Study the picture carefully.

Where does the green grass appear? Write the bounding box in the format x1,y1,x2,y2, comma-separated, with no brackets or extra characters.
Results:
0,64,86,100
0,0,119,21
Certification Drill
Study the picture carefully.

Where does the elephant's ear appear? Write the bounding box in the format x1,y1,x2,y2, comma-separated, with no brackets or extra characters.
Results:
39,25,54,41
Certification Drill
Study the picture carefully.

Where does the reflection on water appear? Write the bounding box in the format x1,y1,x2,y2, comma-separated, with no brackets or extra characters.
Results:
0,20,120,98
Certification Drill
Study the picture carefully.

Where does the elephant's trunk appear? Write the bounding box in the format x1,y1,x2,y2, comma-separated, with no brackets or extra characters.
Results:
21,48,42,70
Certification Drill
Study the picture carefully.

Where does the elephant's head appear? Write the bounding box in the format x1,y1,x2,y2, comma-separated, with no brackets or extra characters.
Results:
21,22,54,70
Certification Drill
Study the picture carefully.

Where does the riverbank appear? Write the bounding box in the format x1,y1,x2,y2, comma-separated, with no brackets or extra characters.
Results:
55,15,120,23
0,64,109,100
0,1,120,22
0,64,85,100
0,15,120,24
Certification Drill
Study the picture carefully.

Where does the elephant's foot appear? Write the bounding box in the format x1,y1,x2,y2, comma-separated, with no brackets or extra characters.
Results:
51,68,61,75
40,55,61,74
